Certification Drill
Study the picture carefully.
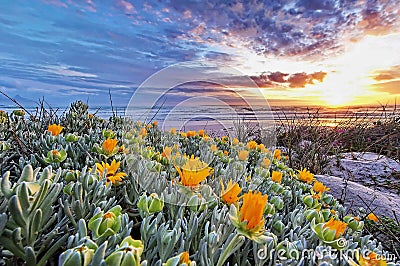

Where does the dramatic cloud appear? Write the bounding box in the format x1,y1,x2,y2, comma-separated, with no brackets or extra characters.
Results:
0,0,399,105
251,71,327,88
372,65,400,81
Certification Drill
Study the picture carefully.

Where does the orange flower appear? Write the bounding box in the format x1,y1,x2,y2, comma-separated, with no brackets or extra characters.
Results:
170,127,177,134
261,158,271,168
139,127,147,137
232,138,239,145
174,155,213,186
187,131,196,137
198,129,205,137
323,217,347,239
103,212,115,219
162,146,172,158
274,149,281,160
223,150,229,155
153,121,158,126
297,168,314,183
240,191,268,230
359,251,387,266
47,124,63,136
102,139,118,154
246,140,257,149
259,144,268,153
238,150,249,161
179,251,190,264
271,171,283,183
210,144,218,152
220,179,241,205
366,213,378,222
313,181,330,193
96,160,126,186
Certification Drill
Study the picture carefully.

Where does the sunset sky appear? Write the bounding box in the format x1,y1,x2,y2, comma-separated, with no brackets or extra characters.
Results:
0,0,399,108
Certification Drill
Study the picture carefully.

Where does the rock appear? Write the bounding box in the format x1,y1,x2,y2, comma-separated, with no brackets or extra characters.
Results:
327,152,400,194
315,174,400,219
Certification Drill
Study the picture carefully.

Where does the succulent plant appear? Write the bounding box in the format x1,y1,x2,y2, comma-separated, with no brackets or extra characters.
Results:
0,101,397,265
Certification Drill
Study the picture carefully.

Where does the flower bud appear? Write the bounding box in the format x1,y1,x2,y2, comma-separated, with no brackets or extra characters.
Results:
65,133,79,142
270,196,284,210
272,220,285,234
304,209,321,223
102,129,116,139
187,194,206,212
44,149,67,164
302,195,315,208
105,236,144,266
12,109,25,116
88,205,122,239
59,240,98,266
137,193,164,215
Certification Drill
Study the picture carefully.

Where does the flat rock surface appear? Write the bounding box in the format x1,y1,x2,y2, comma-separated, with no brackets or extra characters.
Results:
327,152,400,194
315,174,400,219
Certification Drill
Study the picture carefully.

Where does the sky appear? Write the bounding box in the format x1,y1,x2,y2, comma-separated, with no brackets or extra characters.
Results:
0,0,400,108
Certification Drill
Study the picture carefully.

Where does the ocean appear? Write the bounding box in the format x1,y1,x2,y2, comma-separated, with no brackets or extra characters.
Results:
1,104,398,132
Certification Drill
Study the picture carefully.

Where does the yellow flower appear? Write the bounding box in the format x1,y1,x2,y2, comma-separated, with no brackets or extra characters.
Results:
210,144,218,152
221,136,229,142
47,124,63,136
180,132,187,138
187,131,196,137
274,149,281,160
202,135,210,141
170,127,177,134
102,139,118,155
313,181,330,193
238,150,249,161
246,140,257,149
139,127,147,137
323,217,347,239
96,160,126,186
297,168,314,183
366,213,378,222
271,171,283,183
174,155,213,186
220,179,241,205
259,144,269,153
240,191,268,230
359,251,387,266
232,138,239,145
162,146,172,158
261,158,271,168
198,129,205,137
179,251,190,264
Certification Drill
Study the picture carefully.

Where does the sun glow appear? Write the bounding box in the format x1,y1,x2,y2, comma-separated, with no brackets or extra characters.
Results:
311,33,400,107
235,33,400,107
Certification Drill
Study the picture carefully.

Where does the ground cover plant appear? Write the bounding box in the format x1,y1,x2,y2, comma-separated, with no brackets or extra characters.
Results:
0,101,398,265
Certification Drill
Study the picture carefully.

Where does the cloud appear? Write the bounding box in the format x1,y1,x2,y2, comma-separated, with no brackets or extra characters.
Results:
250,71,327,88
371,65,400,81
370,80,400,95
